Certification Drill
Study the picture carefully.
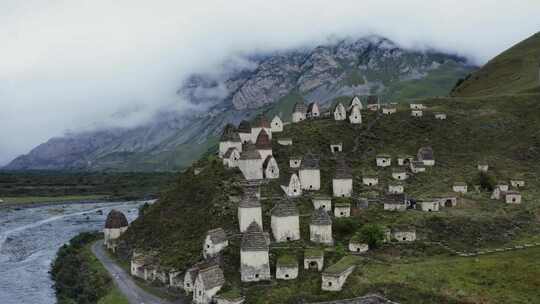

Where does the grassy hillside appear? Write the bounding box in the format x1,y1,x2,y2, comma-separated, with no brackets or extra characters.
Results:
118,33,540,303
120,91,540,303
451,32,540,97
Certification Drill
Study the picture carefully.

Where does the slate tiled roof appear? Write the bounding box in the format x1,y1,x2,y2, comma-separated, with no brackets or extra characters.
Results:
311,208,332,226
294,102,307,113
335,159,352,179
255,129,272,149
271,202,299,217
301,154,320,170
253,115,271,128
206,228,227,244
105,210,128,229
220,124,241,142
241,222,269,251
198,264,225,290
417,146,434,160
237,120,251,133
240,144,261,160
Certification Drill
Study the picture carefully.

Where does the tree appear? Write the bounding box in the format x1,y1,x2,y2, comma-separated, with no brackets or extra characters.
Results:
357,224,385,249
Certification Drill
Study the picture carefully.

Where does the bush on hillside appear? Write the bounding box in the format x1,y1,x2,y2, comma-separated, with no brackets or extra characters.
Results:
357,224,385,249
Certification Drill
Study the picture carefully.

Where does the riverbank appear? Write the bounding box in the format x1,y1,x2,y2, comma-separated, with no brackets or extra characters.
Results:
51,232,131,304
0,200,142,304
0,197,156,210
0,170,175,206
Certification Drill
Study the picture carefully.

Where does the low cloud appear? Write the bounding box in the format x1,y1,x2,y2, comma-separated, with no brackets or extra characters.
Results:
1,0,539,165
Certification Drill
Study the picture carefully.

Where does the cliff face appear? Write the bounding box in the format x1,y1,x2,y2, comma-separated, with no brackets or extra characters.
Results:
4,36,474,171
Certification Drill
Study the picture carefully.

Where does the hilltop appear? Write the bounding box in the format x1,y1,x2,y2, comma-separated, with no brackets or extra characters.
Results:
451,32,540,96
4,37,474,172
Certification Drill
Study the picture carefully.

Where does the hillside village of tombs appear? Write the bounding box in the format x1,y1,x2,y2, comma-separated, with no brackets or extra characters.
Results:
103,95,533,304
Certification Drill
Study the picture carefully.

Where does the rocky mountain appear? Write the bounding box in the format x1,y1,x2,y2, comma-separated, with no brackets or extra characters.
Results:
4,36,475,171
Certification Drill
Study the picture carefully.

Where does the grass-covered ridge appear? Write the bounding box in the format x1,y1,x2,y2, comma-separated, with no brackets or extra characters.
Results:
451,31,540,97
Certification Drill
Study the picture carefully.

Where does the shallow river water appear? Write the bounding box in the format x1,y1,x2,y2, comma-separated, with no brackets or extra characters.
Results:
0,201,143,304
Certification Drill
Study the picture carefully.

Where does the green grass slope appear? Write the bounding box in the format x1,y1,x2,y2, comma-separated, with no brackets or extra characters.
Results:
451,32,540,97
120,92,540,303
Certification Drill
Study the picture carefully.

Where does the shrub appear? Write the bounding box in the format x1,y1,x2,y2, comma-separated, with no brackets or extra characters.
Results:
357,224,385,249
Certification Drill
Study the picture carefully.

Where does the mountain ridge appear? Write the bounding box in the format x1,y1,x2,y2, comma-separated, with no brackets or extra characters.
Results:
4,36,475,171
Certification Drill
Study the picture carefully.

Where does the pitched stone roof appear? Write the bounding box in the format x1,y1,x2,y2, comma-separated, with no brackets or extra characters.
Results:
411,161,425,168
240,144,261,160
294,101,307,113
384,193,408,205
311,208,332,226
277,255,298,267
301,154,320,170
280,172,299,187
105,209,128,229
323,255,358,276
241,222,269,251
206,228,227,244
220,124,241,142
307,102,319,113
198,264,225,290
417,146,434,160
239,191,261,208
262,155,277,170
237,120,251,133
335,158,352,179
304,248,324,258
391,225,416,233
392,167,406,173
253,115,271,128
271,202,299,217
348,96,361,107
255,129,272,149
223,147,239,158
334,102,345,112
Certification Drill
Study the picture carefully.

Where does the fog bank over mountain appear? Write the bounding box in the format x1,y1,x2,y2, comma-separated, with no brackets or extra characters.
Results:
1,0,540,165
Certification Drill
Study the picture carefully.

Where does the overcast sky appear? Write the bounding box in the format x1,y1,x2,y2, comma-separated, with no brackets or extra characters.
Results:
1,0,539,166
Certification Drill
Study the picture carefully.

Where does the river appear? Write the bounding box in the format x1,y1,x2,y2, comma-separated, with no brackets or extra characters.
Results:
0,201,144,304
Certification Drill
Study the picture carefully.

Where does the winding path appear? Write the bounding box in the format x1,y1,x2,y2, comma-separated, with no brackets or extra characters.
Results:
91,241,185,304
